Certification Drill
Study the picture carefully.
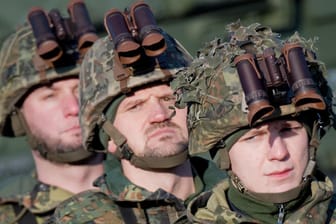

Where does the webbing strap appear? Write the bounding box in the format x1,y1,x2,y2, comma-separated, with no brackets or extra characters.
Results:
118,207,138,224
12,204,37,224
101,118,188,169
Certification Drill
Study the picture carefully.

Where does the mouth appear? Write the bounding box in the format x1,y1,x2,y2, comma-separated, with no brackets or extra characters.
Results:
267,168,293,178
147,127,176,140
63,126,81,134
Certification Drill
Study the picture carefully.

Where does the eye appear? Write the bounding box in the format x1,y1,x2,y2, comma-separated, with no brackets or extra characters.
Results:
239,131,265,142
41,91,55,100
126,101,144,112
161,95,176,103
280,125,302,134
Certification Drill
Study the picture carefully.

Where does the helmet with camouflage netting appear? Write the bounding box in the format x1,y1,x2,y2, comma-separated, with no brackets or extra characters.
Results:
0,0,98,162
171,21,334,172
80,2,192,169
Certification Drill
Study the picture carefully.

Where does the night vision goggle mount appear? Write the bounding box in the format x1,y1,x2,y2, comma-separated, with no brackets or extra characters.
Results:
27,0,98,66
234,42,326,126
104,1,167,66
104,1,170,93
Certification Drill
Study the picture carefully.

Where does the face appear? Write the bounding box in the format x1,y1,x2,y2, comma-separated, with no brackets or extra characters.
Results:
229,119,309,193
21,78,84,154
111,83,188,158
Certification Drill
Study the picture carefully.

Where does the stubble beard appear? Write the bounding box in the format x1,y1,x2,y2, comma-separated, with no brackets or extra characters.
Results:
141,121,188,158
32,131,85,155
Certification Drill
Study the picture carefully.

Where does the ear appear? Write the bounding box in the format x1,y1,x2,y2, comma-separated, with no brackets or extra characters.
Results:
107,139,117,154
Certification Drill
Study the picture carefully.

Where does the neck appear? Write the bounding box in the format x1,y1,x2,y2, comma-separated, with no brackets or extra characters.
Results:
121,159,195,200
32,150,104,194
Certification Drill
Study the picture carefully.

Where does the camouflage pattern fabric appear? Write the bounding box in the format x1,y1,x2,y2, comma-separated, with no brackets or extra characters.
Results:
48,190,123,224
49,156,226,223
79,34,192,152
170,22,334,156
0,23,80,137
187,177,336,223
0,177,74,224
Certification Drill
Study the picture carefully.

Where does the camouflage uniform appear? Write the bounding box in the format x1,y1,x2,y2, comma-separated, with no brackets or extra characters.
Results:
49,4,226,222
51,155,225,224
0,2,98,222
0,174,74,224
171,22,336,223
187,177,336,223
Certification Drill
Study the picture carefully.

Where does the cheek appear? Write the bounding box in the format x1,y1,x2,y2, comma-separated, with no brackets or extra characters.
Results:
229,145,259,174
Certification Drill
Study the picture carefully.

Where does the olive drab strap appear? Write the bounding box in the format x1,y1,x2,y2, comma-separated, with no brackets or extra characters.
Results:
11,205,37,224
11,108,38,148
100,115,189,169
303,120,320,178
11,108,93,163
10,109,26,136
112,55,132,94
118,207,138,224
129,150,189,170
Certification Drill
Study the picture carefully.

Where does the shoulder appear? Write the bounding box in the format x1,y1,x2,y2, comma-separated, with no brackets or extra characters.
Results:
50,190,123,224
0,203,18,223
190,155,227,190
0,171,36,200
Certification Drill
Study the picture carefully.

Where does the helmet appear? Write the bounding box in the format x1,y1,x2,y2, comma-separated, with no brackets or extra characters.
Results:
0,23,81,137
0,0,97,163
171,22,334,166
79,31,192,169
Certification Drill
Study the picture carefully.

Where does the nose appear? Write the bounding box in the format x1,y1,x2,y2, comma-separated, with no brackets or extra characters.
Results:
148,98,171,123
63,92,79,117
267,135,290,161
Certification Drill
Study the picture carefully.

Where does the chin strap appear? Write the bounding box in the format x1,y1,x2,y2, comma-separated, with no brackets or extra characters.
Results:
100,114,188,169
303,120,320,178
11,108,93,163
231,172,311,204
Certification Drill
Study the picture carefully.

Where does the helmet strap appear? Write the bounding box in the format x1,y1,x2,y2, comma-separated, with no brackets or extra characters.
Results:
303,120,320,178
230,172,311,204
12,108,38,147
10,108,26,136
101,117,188,169
12,108,93,163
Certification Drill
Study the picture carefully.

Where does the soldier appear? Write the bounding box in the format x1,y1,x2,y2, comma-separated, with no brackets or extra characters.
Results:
171,21,336,223
50,2,226,223
0,1,103,223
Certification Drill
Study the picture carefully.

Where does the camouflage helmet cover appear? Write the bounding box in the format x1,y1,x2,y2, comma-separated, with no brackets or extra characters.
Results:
171,22,334,156
80,31,192,152
0,23,80,137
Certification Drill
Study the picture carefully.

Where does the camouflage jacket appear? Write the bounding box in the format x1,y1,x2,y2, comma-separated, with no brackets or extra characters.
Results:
0,171,73,224
50,155,226,224
187,177,336,223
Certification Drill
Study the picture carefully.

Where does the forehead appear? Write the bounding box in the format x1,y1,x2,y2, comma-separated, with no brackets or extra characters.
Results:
123,83,172,100
253,119,301,130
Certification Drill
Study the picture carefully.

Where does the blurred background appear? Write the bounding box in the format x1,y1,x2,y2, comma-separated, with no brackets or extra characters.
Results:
1,0,336,183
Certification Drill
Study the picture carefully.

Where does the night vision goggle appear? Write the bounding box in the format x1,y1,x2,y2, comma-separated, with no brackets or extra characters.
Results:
104,1,167,66
27,0,98,64
234,42,326,126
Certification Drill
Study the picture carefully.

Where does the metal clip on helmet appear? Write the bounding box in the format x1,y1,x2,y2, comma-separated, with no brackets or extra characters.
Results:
0,0,98,163
80,1,192,169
